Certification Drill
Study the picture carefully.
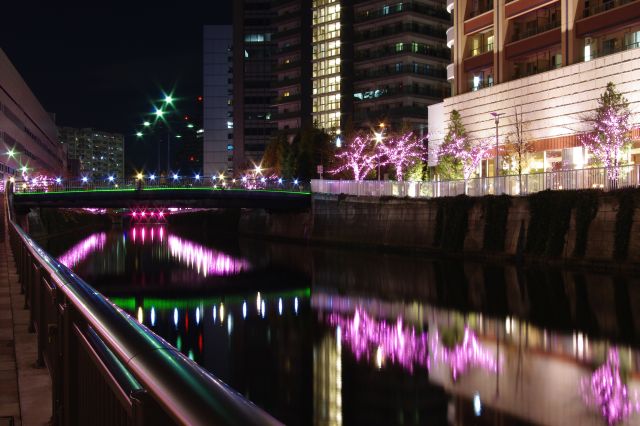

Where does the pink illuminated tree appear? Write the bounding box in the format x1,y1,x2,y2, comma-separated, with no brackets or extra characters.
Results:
439,134,493,192
378,132,428,181
581,82,632,181
331,134,384,181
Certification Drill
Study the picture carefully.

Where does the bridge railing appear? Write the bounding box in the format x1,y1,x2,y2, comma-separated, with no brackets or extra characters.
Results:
4,185,281,426
311,164,640,198
12,176,309,194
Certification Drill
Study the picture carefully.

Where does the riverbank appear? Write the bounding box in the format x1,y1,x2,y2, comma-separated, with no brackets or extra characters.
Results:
238,188,640,270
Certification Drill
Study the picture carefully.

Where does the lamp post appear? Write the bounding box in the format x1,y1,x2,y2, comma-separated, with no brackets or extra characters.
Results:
374,122,386,181
490,112,504,180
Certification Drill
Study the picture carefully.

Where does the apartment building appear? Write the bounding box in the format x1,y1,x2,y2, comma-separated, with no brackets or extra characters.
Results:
58,127,124,179
428,0,640,174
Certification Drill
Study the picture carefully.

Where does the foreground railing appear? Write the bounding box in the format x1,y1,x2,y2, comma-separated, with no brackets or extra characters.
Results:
12,176,309,194
312,164,640,198
4,185,281,426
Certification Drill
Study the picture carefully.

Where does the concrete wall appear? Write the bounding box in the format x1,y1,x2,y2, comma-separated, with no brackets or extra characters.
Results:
241,189,640,267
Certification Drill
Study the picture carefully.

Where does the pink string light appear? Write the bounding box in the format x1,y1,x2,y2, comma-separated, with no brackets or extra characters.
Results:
581,348,640,425
438,134,493,181
331,135,384,181
581,107,632,180
377,132,427,181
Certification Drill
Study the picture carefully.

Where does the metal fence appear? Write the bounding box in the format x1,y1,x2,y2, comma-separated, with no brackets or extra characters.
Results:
11,176,309,194
311,164,640,198
5,185,281,426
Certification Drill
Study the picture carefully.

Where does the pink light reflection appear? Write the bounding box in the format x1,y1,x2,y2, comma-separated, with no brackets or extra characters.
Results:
167,235,251,277
326,307,499,379
581,348,640,425
58,232,107,268
438,327,499,380
327,308,430,373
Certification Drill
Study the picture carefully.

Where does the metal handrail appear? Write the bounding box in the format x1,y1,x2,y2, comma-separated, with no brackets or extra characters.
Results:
5,184,282,425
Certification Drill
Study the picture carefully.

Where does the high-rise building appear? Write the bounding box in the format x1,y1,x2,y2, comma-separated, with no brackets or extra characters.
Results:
0,48,64,182
58,127,124,179
203,25,233,176
428,0,640,175
232,0,278,172
272,0,313,140
352,0,450,134
230,0,450,172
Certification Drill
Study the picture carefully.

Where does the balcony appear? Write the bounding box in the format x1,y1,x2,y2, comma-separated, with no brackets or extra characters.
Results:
273,94,301,105
354,22,447,43
355,43,451,62
511,58,561,80
273,77,301,88
272,110,302,120
355,1,450,23
275,44,301,55
354,85,449,102
354,105,428,121
582,0,637,18
272,26,300,40
355,63,447,81
446,26,455,48
447,63,455,80
579,39,640,61
511,19,560,43
467,0,494,18
275,60,301,71
274,9,300,24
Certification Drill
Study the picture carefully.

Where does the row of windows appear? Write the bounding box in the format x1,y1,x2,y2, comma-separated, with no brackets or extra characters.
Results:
244,33,272,43
313,22,340,40
312,40,341,59
313,93,341,112
313,75,341,95
312,111,340,130
312,2,340,25
313,58,341,77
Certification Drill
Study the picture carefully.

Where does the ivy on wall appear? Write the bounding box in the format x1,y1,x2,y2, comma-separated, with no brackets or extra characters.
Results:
613,188,635,260
526,190,601,257
482,195,511,251
433,195,474,251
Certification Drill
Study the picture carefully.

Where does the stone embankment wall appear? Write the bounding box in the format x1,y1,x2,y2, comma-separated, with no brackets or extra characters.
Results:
241,189,640,267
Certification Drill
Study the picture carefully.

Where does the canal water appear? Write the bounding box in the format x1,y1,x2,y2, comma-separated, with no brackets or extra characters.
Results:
44,223,640,426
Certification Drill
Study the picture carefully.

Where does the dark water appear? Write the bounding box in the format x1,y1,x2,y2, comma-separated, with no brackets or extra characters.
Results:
44,224,640,426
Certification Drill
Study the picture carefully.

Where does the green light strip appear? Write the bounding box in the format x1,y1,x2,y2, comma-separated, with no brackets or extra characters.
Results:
108,288,311,311
15,187,310,196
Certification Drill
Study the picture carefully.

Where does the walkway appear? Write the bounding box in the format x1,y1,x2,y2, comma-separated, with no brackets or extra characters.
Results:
0,199,51,426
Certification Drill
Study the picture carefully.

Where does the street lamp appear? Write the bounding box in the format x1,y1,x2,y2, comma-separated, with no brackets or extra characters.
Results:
490,112,505,178
374,122,386,181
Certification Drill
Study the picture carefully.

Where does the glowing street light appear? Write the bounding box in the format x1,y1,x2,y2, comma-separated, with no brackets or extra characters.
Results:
136,131,143,138
187,123,194,128
164,95,173,105
143,121,151,127
81,176,88,183
154,107,164,119
149,174,156,181
55,177,62,184
194,174,200,180
136,172,143,180
21,166,27,173
6,148,15,158
172,173,179,181
108,175,115,182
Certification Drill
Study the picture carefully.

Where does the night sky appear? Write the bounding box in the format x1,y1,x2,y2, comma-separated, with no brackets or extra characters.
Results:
1,1,232,172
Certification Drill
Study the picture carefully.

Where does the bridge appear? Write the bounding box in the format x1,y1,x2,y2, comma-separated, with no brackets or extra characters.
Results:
10,178,311,211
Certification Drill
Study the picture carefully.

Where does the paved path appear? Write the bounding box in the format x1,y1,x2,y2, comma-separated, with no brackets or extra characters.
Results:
0,200,51,426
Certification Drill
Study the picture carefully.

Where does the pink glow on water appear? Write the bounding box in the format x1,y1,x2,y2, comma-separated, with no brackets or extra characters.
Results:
167,235,251,277
581,348,640,425
327,307,430,372
58,233,107,268
438,327,499,381
326,307,499,379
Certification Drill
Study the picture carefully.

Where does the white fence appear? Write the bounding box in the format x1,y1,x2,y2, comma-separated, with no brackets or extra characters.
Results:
312,165,640,198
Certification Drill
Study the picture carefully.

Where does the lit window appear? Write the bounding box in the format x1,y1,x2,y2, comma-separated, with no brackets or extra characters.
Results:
584,44,591,61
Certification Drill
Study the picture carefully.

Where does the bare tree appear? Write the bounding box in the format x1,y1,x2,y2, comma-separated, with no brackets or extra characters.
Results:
503,107,534,192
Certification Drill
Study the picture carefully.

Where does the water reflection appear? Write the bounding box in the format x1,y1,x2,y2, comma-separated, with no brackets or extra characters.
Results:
48,226,640,425
58,232,106,268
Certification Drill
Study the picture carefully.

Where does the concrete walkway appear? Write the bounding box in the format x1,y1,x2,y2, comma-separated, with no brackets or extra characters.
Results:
0,204,51,426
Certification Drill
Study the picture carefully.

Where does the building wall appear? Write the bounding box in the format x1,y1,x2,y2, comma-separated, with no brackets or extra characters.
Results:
58,127,124,179
232,0,278,172
428,48,640,168
0,48,63,180
204,25,233,176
